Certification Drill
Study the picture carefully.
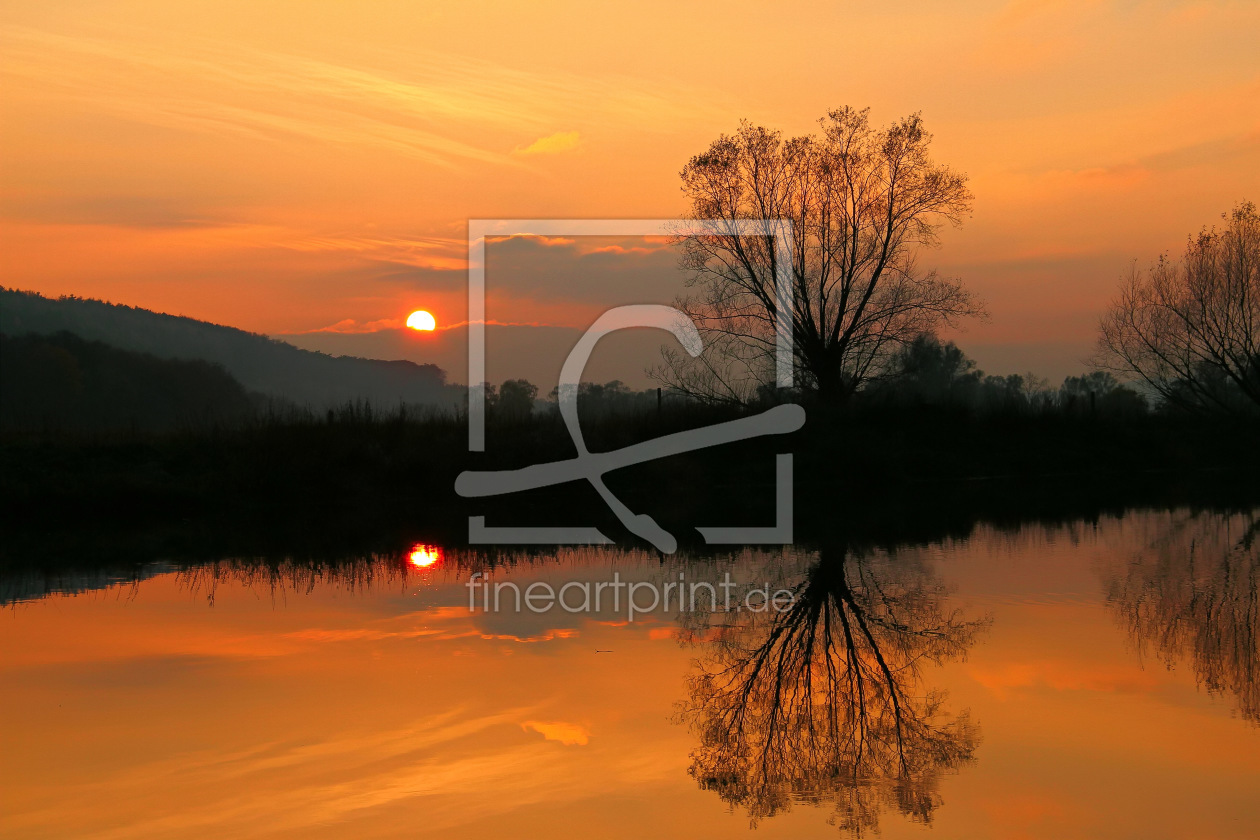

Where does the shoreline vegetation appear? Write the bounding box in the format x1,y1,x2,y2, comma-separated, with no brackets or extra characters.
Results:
3,386,1258,573
3,458,1256,605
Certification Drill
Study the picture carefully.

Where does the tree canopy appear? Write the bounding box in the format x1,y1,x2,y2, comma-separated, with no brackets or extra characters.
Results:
1098,201,1260,415
657,108,983,406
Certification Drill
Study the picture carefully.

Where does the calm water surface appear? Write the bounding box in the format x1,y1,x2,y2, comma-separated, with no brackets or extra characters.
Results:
2,508,1258,838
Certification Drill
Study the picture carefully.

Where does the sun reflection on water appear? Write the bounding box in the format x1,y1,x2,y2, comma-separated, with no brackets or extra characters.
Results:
408,544,442,568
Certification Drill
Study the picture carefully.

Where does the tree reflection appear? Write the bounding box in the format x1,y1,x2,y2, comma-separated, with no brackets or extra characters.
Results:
1103,510,1259,724
677,543,988,835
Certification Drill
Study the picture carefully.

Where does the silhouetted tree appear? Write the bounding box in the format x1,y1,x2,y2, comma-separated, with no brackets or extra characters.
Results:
545,380,666,417
656,108,983,407
976,373,1026,415
881,334,982,407
1101,510,1259,725
496,378,538,421
677,544,987,835
1059,372,1146,417
1097,202,1260,415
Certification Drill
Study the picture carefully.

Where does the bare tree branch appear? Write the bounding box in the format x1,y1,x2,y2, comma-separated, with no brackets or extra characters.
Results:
1097,201,1260,415
654,108,984,406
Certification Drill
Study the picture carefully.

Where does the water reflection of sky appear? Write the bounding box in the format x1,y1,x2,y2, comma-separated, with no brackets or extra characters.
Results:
2,509,1257,839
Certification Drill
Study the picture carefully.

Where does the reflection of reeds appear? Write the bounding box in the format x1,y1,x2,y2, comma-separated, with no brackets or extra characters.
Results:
176,555,414,604
170,544,680,605
1102,510,1260,725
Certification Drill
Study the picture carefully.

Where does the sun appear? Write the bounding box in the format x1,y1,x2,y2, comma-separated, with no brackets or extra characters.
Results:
406,310,436,331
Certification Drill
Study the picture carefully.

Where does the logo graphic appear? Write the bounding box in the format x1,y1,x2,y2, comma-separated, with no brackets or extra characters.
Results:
455,219,801,553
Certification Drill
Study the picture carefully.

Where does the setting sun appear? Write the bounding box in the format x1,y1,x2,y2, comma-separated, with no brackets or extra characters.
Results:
406,310,437,331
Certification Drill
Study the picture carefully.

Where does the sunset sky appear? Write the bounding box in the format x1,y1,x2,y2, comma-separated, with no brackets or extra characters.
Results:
3,0,1258,384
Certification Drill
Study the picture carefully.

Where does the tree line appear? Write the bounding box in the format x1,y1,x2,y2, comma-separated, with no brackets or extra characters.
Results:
474,336,1148,426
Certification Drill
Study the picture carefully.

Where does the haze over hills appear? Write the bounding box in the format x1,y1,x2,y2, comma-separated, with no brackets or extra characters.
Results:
0,288,461,411
281,323,685,393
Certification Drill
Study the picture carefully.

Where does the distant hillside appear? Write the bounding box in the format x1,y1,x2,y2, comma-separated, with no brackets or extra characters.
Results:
1,332,257,431
0,288,460,409
0,562,174,606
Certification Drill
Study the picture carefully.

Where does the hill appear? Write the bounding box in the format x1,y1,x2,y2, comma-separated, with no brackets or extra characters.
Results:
0,288,460,410
0,332,259,432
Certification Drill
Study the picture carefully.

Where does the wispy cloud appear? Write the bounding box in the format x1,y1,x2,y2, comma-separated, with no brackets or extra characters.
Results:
513,130,582,156
1,25,721,169
301,317,566,335
4,700,677,839
280,234,467,270
305,317,405,334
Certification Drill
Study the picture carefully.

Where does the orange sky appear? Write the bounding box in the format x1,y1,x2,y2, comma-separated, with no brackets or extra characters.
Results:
2,0,1258,380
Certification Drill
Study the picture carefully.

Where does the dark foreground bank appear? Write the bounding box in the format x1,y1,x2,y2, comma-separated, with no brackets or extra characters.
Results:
2,404,1257,574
